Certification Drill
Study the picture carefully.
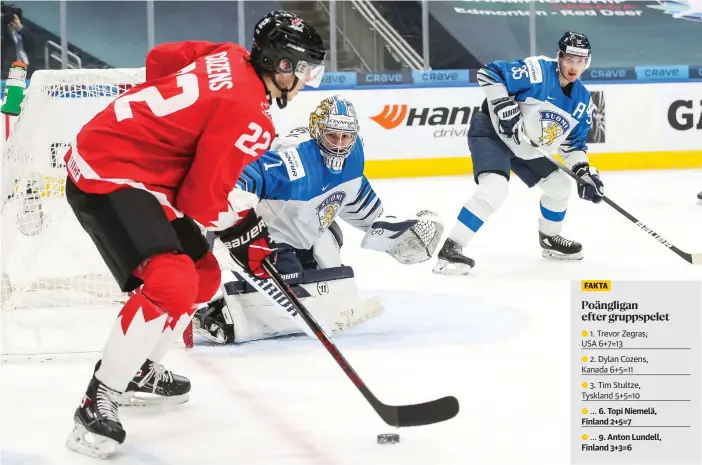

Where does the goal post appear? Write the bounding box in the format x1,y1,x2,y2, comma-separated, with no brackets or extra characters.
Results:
1,68,192,359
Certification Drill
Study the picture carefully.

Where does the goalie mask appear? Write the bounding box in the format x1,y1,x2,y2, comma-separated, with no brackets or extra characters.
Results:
309,96,360,174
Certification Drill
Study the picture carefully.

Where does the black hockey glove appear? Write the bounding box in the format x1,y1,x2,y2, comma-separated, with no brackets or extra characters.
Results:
492,97,525,145
573,163,604,204
216,209,277,279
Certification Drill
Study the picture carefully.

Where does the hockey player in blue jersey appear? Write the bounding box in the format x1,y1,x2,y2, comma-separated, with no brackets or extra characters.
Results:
433,32,605,275
194,95,443,343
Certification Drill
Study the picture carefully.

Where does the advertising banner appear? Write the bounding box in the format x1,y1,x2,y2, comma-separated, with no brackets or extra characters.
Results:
3,81,701,179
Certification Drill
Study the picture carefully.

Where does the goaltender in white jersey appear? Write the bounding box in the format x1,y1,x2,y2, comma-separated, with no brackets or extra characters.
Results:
194,95,443,344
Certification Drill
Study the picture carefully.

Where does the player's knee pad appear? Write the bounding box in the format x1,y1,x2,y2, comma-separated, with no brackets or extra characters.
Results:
475,172,509,212
539,170,572,202
194,251,221,305
139,252,199,319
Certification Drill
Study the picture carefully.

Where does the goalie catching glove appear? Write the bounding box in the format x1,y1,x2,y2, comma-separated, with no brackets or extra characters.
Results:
361,210,444,264
216,209,277,278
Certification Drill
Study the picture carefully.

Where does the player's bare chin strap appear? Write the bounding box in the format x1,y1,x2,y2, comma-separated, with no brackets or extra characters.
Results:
272,75,299,109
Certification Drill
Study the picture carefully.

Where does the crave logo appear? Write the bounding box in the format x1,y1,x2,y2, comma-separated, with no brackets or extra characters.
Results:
370,104,480,138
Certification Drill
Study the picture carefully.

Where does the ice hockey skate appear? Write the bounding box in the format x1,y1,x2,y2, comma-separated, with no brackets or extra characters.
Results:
432,238,476,275
119,359,191,407
539,232,583,260
66,376,126,460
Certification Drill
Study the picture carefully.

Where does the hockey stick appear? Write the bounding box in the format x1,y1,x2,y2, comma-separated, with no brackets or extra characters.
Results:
526,139,701,265
260,259,460,428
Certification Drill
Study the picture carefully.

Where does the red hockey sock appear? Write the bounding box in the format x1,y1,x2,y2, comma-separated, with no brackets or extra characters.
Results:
95,292,168,392
96,253,200,390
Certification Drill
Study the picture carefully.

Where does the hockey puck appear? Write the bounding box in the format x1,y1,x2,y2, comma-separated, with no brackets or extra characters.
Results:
377,433,400,444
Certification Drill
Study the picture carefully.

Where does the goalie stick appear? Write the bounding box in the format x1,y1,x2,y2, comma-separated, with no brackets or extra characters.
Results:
258,259,459,428
527,139,702,265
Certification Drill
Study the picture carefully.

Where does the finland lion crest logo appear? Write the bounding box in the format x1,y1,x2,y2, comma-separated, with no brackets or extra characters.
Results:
316,191,346,232
538,111,571,146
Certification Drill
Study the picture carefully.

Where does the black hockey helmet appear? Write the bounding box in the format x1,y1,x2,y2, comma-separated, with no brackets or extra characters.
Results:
251,11,326,108
557,31,592,69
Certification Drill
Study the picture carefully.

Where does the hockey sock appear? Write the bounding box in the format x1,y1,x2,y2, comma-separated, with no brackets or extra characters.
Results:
95,292,168,392
537,171,571,236
148,307,197,363
448,172,508,247
96,253,200,390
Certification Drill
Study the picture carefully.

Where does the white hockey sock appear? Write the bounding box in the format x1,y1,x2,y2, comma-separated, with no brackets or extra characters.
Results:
95,293,168,392
448,172,508,247
148,308,197,363
537,170,571,237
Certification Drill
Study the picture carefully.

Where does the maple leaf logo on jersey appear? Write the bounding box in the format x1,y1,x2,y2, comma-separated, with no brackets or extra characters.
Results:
538,111,571,146
316,191,346,232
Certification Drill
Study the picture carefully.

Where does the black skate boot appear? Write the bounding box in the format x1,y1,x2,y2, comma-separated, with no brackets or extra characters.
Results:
119,359,191,407
432,238,476,275
193,298,236,344
539,231,583,260
66,375,125,459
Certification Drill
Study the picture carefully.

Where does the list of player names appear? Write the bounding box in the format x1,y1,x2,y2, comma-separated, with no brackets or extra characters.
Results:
571,281,701,464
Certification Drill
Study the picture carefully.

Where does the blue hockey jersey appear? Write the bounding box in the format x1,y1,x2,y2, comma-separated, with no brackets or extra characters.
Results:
236,127,384,250
477,56,594,167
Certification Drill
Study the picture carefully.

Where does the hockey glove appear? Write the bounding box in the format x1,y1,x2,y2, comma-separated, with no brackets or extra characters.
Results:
573,163,605,204
492,98,525,145
217,209,277,279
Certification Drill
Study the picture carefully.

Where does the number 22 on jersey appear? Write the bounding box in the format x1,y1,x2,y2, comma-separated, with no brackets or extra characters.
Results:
113,61,271,158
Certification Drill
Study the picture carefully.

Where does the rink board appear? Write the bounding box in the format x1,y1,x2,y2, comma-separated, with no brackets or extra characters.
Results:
3,78,701,181
271,81,702,178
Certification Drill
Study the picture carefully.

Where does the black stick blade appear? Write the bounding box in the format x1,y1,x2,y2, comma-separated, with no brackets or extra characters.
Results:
378,396,460,427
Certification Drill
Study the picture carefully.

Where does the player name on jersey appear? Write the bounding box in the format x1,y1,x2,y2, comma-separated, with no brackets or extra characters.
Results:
571,281,701,463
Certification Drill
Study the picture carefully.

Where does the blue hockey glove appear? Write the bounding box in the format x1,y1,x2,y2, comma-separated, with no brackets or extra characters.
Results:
573,163,604,204
492,98,525,145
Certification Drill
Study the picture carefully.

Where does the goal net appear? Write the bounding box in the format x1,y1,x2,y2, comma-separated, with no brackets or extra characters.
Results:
1,68,191,360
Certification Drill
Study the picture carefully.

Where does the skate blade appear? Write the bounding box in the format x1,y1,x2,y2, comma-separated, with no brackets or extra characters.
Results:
542,249,583,261
118,391,190,408
66,423,119,460
432,259,473,276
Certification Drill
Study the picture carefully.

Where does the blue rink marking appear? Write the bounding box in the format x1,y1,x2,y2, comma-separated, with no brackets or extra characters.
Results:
0,450,46,465
194,290,528,355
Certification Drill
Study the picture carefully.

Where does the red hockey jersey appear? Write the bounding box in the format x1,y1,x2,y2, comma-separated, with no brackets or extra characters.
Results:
65,41,275,230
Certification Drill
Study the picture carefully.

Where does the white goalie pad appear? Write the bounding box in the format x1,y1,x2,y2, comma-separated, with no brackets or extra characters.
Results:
204,269,384,343
361,210,444,264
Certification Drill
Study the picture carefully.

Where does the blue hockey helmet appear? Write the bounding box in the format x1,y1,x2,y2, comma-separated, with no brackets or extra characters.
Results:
309,95,360,173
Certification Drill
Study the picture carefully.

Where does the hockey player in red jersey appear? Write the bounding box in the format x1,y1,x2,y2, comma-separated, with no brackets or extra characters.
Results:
63,11,325,459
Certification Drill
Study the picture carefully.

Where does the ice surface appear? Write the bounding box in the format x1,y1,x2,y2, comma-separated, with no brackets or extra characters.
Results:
1,169,700,465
